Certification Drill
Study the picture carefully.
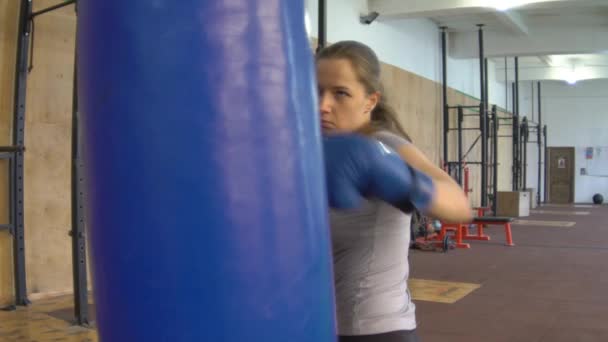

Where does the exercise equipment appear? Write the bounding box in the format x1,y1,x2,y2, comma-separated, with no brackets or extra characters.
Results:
593,193,604,205
436,216,514,249
78,1,336,341
410,211,453,252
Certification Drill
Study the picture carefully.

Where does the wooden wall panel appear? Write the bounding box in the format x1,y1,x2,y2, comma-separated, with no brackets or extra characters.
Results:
379,64,441,164
24,0,76,296
0,0,19,307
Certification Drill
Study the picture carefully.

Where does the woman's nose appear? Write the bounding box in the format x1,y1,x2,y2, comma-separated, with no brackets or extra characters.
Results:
318,92,332,115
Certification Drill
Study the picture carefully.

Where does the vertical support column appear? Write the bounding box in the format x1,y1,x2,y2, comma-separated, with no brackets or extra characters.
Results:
512,57,520,191
457,106,463,185
522,118,528,189
492,105,499,216
511,82,516,191
478,24,488,207
484,58,490,201
537,82,542,205
316,0,326,52
543,125,548,203
441,27,449,168
71,2,89,325
11,0,32,307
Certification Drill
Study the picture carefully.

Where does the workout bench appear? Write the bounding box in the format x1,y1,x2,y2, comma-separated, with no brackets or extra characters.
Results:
437,208,515,248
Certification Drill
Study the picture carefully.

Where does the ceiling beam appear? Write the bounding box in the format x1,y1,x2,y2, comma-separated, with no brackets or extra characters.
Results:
495,65,608,82
537,56,553,66
368,0,490,20
492,10,529,36
368,0,592,21
450,27,608,58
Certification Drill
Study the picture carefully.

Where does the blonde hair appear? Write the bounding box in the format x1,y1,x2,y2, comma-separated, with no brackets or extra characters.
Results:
316,40,411,141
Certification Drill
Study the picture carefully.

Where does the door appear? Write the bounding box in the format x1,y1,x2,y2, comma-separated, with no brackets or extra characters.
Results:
547,147,575,204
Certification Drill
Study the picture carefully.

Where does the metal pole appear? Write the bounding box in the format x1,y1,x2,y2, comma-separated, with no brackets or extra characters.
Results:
537,82,542,205
522,118,528,189
511,82,516,190
10,0,32,308
485,58,490,205
492,105,499,215
513,57,520,191
441,27,449,168
458,106,464,185
71,4,89,325
516,58,521,190
543,125,548,203
478,24,488,207
316,0,327,52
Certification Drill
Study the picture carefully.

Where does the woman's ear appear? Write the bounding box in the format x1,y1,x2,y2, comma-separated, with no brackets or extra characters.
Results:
365,92,381,114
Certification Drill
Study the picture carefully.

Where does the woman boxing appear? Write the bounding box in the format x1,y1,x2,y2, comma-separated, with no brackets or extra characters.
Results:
318,41,472,342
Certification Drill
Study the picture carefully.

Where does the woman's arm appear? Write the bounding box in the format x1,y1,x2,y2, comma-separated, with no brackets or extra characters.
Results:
397,144,473,223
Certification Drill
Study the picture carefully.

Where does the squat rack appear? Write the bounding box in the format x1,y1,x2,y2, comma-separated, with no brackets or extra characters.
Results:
441,25,496,209
518,82,546,206
502,74,547,205
5,0,89,327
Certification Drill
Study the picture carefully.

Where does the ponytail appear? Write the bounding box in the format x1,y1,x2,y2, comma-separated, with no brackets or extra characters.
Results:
370,96,412,142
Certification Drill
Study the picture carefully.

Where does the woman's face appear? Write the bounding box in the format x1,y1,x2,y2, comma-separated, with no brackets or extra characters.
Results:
316,58,378,134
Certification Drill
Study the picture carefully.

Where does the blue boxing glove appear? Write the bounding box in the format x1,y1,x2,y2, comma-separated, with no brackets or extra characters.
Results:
322,134,435,212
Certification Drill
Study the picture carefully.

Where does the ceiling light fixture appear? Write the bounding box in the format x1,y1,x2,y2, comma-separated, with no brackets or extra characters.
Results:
565,61,578,85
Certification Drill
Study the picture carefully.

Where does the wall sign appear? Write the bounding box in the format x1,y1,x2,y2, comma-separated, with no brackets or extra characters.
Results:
586,147,594,160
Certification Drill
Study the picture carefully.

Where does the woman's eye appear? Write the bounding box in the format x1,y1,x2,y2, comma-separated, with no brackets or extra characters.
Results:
335,90,349,97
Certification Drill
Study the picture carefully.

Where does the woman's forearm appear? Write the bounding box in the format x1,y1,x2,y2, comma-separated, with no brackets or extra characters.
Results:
425,179,473,223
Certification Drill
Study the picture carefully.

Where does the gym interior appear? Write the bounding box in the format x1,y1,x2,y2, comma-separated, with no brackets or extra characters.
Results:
1,0,608,341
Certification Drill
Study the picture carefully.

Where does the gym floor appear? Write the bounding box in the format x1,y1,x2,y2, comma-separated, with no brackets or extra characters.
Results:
0,204,606,342
412,204,608,341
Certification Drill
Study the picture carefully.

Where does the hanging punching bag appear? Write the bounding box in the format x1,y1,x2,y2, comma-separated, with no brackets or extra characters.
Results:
77,1,336,341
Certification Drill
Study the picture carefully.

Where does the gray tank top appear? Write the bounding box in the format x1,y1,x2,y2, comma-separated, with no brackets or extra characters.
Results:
329,130,415,335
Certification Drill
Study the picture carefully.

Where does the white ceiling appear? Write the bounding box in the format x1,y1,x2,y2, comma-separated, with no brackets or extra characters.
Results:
368,0,608,83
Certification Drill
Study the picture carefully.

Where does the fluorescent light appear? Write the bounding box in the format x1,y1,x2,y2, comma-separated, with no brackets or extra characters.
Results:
491,0,528,11
493,0,517,12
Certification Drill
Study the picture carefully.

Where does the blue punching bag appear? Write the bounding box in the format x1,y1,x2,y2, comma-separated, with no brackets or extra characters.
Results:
77,1,336,341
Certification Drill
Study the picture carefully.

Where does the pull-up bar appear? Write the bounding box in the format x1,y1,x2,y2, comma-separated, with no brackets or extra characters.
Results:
30,0,76,19
448,105,480,110
0,145,25,152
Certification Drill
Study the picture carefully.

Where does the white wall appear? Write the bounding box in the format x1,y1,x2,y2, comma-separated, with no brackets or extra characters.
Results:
541,79,608,203
486,59,507,110
305,0,506,107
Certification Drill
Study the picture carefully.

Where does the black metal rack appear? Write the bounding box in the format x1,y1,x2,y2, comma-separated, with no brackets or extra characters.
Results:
441,25,492,208
512,58,522,191
3,0,33,311
519,82,545,206
4,0,89,327
70,8,89,325
537,82,543,205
